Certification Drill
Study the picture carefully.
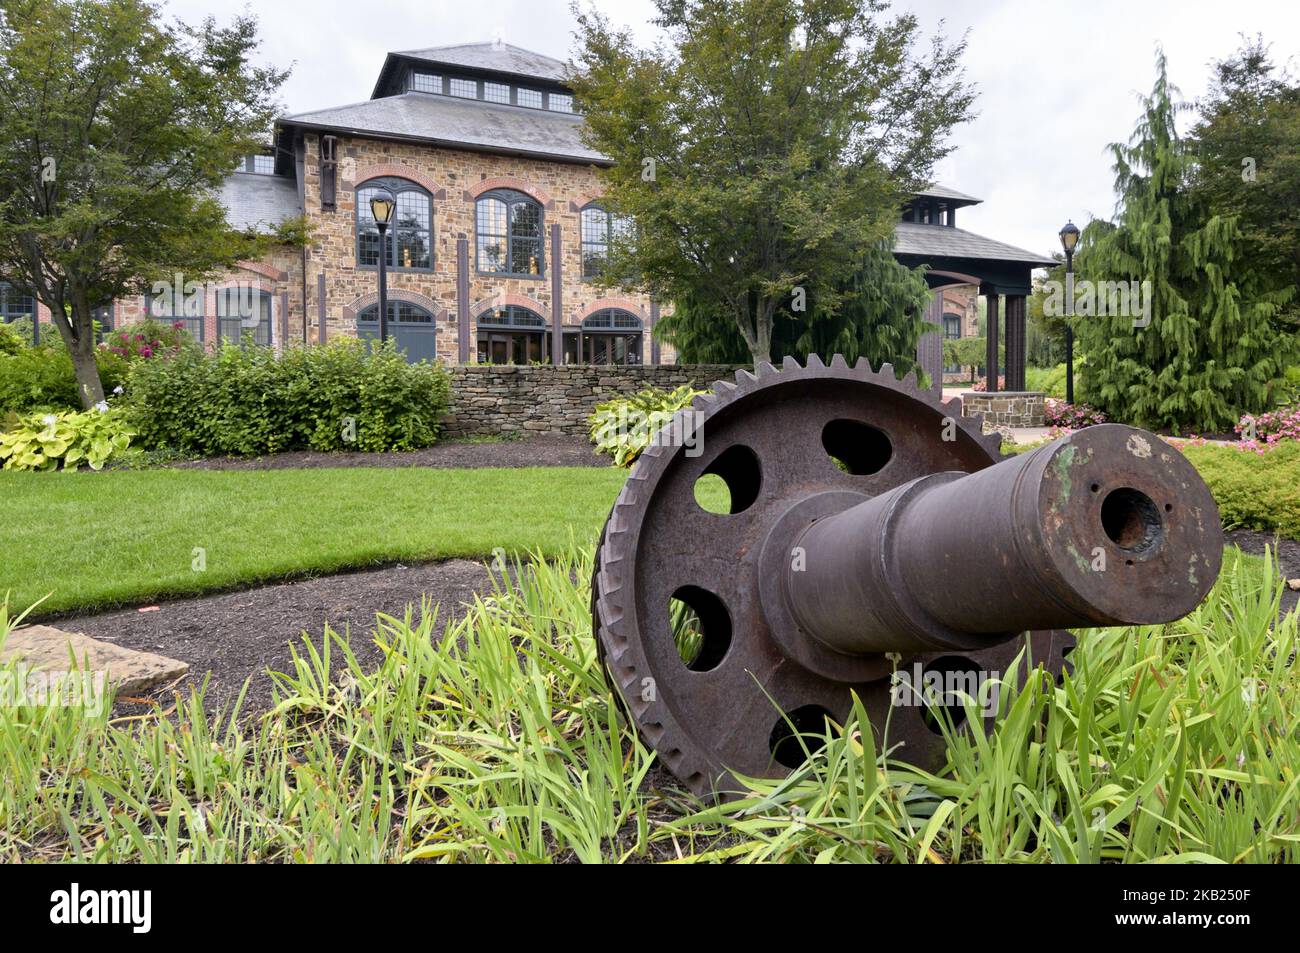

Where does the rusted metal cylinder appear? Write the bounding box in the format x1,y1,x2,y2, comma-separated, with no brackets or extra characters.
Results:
784,424,1223,655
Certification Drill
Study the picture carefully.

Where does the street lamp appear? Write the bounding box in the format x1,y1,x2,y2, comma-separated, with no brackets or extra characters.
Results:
369,187,396,345
1058,220,1080,405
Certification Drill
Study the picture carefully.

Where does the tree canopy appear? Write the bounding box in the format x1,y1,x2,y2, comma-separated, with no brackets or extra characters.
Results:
0,0,288,406
569,0,974,367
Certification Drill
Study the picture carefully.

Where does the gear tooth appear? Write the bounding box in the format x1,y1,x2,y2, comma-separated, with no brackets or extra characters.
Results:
899,369,918,391
781,354,802,372
712,379,736,398
877,362,895,380
754,360,778,379
829,353,850,372
851,355,874,377
942,396,964,416
806,353,826,370
734,367,758,387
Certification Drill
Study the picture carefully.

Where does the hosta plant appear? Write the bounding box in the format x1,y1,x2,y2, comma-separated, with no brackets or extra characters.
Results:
588,384,705,467
0,407,134,471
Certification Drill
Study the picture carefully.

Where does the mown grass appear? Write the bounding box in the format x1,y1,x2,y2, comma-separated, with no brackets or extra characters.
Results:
0,466,626,615
1,544,1296,863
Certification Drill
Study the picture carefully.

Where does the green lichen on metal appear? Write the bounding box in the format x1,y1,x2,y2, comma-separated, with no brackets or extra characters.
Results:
1052,443,1078,499
1066,541,1091,573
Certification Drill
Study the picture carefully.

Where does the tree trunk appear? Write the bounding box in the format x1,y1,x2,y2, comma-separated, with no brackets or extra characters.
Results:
53,300,106,409
69,333,105,408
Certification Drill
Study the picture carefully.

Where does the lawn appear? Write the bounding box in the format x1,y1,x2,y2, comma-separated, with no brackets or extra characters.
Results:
0,466,626,615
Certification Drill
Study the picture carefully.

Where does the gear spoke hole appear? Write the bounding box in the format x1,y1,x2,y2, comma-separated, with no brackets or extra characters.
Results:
768,705,836,769
694,444,761,514
822,419,892,475
669,586,731,671
912,655,986,735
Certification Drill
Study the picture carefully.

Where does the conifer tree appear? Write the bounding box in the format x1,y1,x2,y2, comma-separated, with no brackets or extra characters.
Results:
1076,53,1295,433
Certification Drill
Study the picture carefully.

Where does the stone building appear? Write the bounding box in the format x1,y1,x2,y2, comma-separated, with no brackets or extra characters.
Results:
2,40,1052,387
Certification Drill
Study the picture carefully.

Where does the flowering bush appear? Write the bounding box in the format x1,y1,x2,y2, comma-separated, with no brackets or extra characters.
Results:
0,406,134,471
100,319,191,361
1236,404,1300,452
971,376,1005,392
1044,398,1107,429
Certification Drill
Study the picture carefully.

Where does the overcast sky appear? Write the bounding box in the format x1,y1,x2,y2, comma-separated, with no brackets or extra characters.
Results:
162,0,1300,256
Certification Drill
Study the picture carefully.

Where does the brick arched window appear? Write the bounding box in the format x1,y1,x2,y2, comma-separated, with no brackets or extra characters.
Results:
476,189,544,277
356,176,433,271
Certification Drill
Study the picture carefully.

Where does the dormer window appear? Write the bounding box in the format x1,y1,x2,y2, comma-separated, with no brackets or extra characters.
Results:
484,82,510,104
410,72,442,93
517,88,543,108
548,93,574,113
449,77,477,98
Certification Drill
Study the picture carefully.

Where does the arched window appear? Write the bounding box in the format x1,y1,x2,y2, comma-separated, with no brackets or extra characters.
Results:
579,308,643,365
942,313,962,339
476,189,544,277
216,288,273,346
580,205,630,279
476,304,547,364
356,177,433,270
356,300,437,363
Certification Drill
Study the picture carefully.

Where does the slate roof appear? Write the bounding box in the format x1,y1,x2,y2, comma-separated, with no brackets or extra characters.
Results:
395,42,570,83
281,92,604,164
893,222,1055,266
217,172,302,233
914,183,982,205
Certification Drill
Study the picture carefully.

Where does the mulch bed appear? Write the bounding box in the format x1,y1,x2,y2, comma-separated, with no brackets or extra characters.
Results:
166,434,604,471
1224,528,1300,619
59,559,496,719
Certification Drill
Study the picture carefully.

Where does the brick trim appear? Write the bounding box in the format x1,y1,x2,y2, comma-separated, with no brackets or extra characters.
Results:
569,190,606,213
212,276,279,294
576,297,650,324
342,287,449,323
469,292,551,323
236,260,288,282
350,163,446,199
466,176,555,210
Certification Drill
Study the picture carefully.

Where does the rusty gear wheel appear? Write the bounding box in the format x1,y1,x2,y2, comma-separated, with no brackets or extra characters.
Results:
592,355,1075,798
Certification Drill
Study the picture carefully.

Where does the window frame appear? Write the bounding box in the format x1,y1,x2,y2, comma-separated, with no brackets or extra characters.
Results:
475,189,546,278
216,288,274,347
146,287,205,342
355,176,435,273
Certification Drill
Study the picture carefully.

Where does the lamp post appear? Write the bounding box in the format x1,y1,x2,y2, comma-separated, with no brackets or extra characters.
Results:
369,187,396,345
1058,220,1080,405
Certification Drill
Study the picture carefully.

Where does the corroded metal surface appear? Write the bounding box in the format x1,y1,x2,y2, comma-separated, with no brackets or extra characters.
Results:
592,356,1222,797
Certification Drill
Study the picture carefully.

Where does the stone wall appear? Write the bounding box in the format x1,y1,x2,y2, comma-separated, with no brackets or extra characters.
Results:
443,364,741,437
961,391,1046,429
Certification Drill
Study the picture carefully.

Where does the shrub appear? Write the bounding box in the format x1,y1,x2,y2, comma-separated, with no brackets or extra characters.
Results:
1236,403,1300,447
124,339,451,456
0,407,134,471
100,319,190,361
589,384,704,467
1179,440,1300,539
0,336,142,415
1044,398,1107,429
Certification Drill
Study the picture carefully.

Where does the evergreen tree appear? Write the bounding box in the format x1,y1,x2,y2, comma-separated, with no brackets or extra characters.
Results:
1076,53,1296,433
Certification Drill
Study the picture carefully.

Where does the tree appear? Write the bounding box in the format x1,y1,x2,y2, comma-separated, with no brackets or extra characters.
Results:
0,0,287,407
1190,36,1300,329
656,240,931,376
570,0,974,366
1075,52,1296,433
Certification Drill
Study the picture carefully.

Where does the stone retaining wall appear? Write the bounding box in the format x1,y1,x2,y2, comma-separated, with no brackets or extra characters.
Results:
961,391,1046,429
443,364,742,437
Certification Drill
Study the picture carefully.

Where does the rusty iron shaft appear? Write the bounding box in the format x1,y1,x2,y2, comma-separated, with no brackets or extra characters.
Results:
784,424,1223,656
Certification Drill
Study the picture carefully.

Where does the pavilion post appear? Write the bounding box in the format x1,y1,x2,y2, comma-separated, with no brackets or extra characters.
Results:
984,291,1000,392
1005,294,1026,391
